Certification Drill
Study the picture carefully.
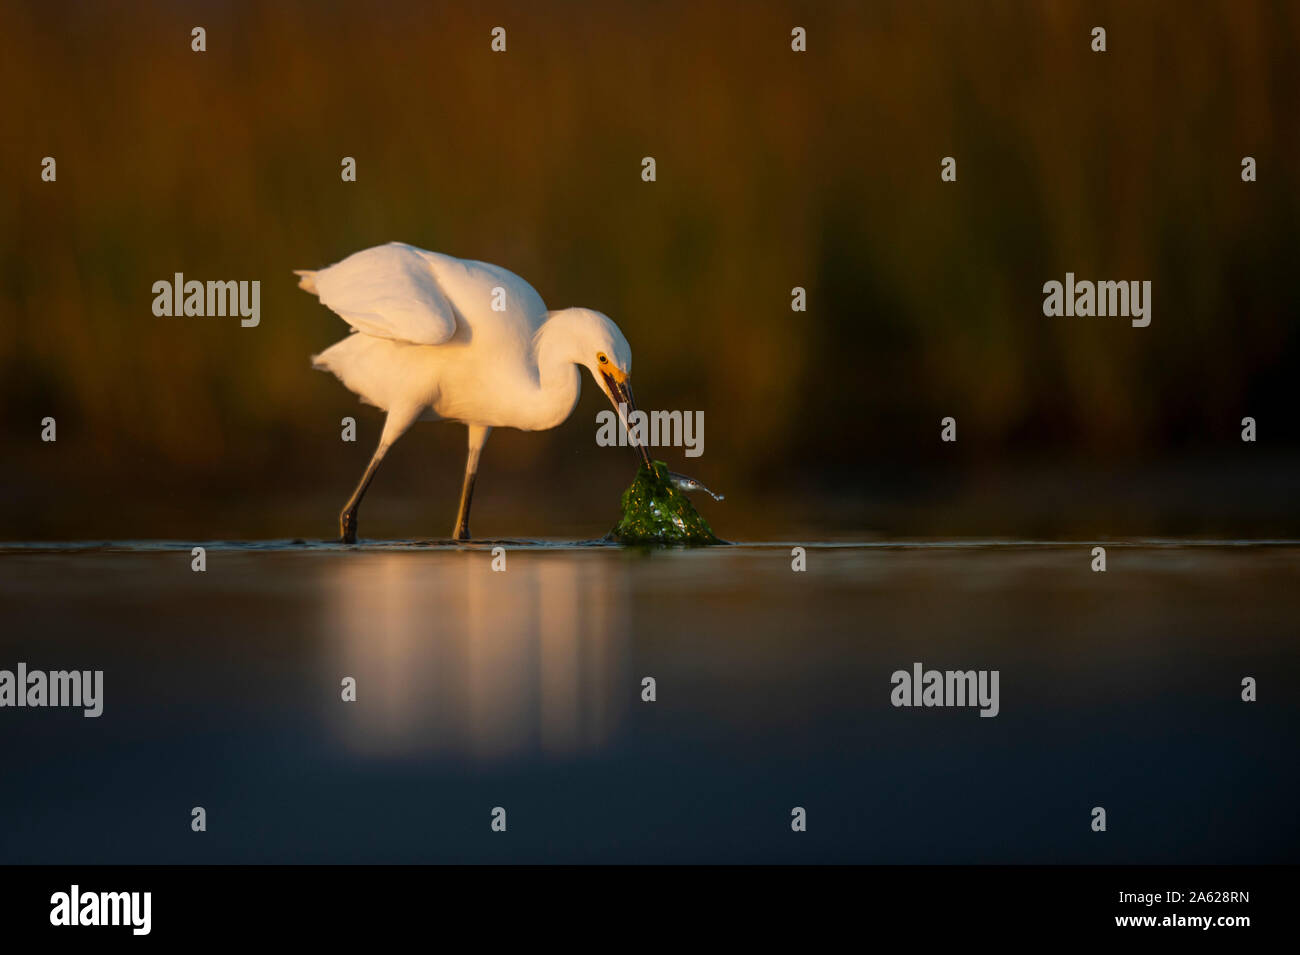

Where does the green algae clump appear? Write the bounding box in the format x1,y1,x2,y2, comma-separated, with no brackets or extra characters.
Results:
609,460,724,545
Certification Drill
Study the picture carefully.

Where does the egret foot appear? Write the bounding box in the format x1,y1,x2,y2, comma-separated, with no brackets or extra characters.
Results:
337,431,396,546
340,508,358,544
452,424,489,544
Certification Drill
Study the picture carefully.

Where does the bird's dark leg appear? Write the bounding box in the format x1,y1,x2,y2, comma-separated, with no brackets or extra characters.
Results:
453,424,492,541
337,407,421,544
452,472,476,542
339,447,386,544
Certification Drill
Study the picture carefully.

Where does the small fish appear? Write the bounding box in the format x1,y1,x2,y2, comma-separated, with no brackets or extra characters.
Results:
666,471,724,501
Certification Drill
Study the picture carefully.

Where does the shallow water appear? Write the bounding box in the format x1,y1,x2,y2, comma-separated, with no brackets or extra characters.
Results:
0,541,1296,863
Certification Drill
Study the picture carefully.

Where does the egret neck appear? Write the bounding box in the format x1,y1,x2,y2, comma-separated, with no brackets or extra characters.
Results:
528,315,584,432
533,309,651,468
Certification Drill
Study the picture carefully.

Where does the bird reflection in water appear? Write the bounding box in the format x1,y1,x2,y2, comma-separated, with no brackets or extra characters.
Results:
318,554,630,761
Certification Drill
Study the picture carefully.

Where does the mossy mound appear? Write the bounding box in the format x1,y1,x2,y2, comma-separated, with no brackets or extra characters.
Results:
609,460,725,545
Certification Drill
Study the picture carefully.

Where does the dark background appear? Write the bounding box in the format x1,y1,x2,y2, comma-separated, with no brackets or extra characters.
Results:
1,1,1297,874
1,0,1297,541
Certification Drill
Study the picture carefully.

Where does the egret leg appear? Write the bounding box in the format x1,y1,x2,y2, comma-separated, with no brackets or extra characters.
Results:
338,407,420,544
338,448,386,544
453,424,492,541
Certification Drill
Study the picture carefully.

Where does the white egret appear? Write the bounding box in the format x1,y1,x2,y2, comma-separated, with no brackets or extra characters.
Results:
297,242,651,542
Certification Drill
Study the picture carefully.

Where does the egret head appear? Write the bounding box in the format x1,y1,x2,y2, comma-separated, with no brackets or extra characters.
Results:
549,307,651,469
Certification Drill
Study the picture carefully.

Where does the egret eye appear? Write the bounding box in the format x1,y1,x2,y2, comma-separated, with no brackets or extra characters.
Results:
597,353,608,364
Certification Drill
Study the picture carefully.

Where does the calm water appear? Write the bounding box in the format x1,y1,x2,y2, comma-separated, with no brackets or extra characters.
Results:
0,541,1296,863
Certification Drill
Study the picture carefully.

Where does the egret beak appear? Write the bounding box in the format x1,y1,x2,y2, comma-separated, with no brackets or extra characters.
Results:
601,370,653,470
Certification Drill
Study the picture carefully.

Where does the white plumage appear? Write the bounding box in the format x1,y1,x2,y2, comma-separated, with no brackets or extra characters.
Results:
297,242,649,542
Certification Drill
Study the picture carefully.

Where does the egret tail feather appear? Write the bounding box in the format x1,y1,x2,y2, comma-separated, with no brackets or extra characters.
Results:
294,269,318,294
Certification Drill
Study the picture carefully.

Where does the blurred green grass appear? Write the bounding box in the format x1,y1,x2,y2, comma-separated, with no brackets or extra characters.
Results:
1,0,1297,539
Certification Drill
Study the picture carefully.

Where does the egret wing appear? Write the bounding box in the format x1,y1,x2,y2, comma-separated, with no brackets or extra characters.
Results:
419,251,551,343
312,242,459,345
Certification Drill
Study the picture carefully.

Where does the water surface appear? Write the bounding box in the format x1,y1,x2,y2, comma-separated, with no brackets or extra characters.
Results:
0,541,1296,863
